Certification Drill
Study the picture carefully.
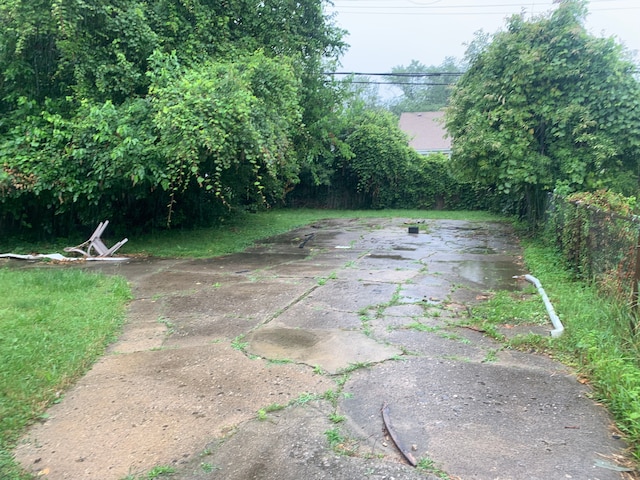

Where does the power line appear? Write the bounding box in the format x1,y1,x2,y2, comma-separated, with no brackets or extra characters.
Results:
345,81,456,85
325,71,465,77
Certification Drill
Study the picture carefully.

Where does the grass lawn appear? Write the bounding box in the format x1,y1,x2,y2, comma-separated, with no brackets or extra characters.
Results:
0,268,131,479
0,209,503,259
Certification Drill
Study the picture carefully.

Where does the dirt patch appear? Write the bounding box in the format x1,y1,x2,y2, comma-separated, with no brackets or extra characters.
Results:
11,218,631,480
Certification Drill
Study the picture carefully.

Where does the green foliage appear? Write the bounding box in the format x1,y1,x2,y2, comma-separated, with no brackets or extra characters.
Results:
568,189,637,216
388,58,463,114
0,0,347,235
403,152,497,210
324,426,344,447
145,465,176,479
149,50,302,223
416,456,450,478
545,191,638,296
289,81,495,210
298,105,492,211
446,0,640,222
0,0,159,106
1,51,303,230
343,110,413,208
230,335,248,352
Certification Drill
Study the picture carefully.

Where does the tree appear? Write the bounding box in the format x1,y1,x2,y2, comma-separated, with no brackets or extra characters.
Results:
388,58,463,114
445,0,640,221
0,0,347,233
342,109,415,208
149,51,302,223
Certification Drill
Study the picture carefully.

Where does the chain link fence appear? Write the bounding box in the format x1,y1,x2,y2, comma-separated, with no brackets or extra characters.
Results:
545,194,640,305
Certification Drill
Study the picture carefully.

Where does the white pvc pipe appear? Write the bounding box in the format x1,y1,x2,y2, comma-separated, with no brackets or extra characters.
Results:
517,274,565,338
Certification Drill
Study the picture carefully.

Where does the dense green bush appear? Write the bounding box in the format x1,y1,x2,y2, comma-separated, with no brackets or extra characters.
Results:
0,0,346,237
446,1,640,221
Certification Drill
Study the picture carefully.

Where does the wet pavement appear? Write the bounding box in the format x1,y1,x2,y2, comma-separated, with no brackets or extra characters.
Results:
8,218,632,480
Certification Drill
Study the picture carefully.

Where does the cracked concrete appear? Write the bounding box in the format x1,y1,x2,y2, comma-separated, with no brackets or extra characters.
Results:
8,218,632,480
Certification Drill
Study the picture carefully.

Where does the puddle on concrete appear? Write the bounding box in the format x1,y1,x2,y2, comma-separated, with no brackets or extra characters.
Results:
455,259,523,291
250,327,320,349
367,254,410,261
247,326,402,374
392,246,417,252
461,247,498,255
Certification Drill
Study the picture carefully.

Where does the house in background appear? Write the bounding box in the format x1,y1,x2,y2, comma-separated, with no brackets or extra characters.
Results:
398,111,451,156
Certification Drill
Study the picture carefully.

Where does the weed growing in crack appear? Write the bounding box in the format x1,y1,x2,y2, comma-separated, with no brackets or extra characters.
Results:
406,321,437,332
122,465,176,480
325,427,344,446
292,392,320,406
437,331,471,344
316,271,338,286
329,413,346,423
323,389,338,405
322,388,352,406
399,346,420,356
200,462,219,473
390,354,407,361
335,373,350,388
483,348,500,363
416,457,450,479
157,317,175,334
441,354,471,362
324,427,358,456
267,358,293,365
263,403,286,414
360,314,373,337
338,362,372,374
230,335,248,351
374,285,403,318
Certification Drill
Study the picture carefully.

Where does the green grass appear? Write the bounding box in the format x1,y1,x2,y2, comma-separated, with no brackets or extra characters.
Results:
0,268,131,479
256,402,286,420
0,209,503,258
416,457,450,478
469,239,640,461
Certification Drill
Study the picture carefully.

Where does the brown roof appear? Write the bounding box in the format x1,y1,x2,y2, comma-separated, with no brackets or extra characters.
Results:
398,111,451,153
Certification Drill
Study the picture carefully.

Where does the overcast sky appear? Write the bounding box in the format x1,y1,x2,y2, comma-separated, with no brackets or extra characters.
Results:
327,0,640,74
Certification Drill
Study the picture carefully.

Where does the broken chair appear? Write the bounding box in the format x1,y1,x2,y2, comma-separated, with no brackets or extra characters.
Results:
64,220,128,258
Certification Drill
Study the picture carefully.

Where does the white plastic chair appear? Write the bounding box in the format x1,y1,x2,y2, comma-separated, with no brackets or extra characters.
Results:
64,220,128,257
